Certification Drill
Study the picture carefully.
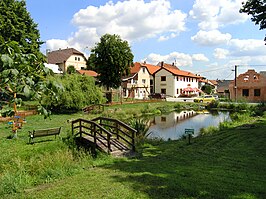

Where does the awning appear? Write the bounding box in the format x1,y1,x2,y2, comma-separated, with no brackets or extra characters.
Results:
183,87,203,92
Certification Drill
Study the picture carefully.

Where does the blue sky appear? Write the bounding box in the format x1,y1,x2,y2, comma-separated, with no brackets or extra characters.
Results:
26,0,266,79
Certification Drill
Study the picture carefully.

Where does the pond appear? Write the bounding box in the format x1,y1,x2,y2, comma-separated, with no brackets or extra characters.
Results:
147,110,231,141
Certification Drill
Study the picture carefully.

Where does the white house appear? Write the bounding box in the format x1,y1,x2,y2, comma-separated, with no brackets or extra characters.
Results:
122,62,160,99
47,48,87,73
154,65,201,97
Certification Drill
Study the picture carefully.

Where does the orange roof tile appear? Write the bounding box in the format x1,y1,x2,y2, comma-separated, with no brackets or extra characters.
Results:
142,63,160,75
162,65,199,78
77,70,98,77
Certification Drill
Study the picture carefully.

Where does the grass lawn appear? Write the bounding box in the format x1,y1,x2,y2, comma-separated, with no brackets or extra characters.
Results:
0,103,266,199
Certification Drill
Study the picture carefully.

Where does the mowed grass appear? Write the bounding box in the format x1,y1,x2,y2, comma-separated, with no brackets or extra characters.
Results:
0,104,266,199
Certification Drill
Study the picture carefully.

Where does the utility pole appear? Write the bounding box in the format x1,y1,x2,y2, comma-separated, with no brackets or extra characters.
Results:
234,65,238,102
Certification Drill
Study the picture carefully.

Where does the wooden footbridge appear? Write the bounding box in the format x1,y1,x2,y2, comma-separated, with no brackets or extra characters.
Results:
71,117,137,156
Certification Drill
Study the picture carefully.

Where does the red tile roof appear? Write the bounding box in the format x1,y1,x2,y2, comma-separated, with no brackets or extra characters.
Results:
47,48,85,64
128,62,160,75
126,62,198,79
142,63,160,75
77,70,98,77
161,65,200,78
157,61,180,70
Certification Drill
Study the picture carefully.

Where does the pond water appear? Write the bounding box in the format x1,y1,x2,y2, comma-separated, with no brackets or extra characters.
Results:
147,110,230,141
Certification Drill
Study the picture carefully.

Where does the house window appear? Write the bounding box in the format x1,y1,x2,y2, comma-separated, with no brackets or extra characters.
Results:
161,117,166,122
161,89,166,94
75,57,77,61
244,75,249,82
150,79,153,85
242,89,249,97
142,79,146,84
254,89,260,96
161,76,166,81
180,89,183,93
176,76,179,81
142,67,145,73
176,89,179,94
78,57,80,61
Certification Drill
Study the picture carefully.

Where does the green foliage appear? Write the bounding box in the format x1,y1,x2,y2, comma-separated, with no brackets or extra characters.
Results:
129,118,150,147
66,65,76,74
41,74,106,113
174,103,181,111
201,84,213,94
206,100,219,110
240,0,266,31
250,102,266,116
199,126,219,135
0,0,44,60
0,41,59,118
89,34,134,89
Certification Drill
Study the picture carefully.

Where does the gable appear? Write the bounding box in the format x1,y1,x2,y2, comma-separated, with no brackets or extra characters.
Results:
47,48,86,64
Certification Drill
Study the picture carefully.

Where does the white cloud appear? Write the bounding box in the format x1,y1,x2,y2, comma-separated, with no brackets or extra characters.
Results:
192,53,209,62
228,39,266,56
158,33,178,42
189,0,249,30
214,48,230,59
144,52,193,67
191,30,232,46
47,0,187,51
46,39,69,51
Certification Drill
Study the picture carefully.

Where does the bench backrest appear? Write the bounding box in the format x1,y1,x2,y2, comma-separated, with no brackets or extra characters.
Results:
32,127,61,138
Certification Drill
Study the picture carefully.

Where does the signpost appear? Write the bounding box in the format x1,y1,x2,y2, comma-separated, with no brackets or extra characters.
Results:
185,128,194,144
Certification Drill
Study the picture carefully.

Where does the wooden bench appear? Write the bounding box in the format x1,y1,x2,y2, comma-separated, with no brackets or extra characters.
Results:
29,127,61,144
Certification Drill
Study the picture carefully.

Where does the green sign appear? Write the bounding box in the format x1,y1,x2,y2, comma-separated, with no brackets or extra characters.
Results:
185,128,194,135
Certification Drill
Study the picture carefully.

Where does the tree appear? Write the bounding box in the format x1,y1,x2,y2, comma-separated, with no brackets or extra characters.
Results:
0,0,44,59
0,41,60,136
67,65,76,74
240,0,266,42
41,74,106,113
201,85,213,94
89,34,134,90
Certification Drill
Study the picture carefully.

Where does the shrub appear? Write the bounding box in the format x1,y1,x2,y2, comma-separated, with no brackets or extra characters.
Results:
206,100,219,110
42,74,106,113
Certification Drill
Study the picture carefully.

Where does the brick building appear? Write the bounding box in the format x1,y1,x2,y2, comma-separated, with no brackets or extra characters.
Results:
229,69,266,102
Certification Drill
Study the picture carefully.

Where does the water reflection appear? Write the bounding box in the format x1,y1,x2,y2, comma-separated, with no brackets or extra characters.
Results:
147,111,230,141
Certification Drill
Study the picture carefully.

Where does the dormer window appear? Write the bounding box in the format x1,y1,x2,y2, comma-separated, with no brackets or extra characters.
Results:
244,75,249,82
254,75,258,80
142,67,145,73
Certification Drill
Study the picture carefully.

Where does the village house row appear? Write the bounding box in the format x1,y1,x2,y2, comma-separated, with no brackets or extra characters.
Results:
46,48,266,102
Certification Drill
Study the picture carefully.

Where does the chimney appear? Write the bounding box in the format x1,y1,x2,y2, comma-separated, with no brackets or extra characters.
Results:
144,61,146,64
161,61,164,67
172,62,175,66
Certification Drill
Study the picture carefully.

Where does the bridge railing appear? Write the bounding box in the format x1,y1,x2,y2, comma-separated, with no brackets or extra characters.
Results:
71,118,112,153
91,117,137,152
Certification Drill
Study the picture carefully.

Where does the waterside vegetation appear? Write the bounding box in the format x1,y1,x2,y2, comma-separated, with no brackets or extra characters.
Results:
0,101,265,198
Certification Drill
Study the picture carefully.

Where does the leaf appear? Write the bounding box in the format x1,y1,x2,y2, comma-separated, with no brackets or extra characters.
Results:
23,85,31,98
1,54,13,67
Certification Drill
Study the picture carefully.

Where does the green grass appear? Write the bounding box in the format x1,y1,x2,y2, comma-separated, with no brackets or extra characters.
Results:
0,103,266,199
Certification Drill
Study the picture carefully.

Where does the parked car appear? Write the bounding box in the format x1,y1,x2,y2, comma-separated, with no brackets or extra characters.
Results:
193,95,216,103
148,93,166,99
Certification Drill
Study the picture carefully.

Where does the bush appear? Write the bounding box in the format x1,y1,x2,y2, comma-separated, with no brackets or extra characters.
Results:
41,74,106,113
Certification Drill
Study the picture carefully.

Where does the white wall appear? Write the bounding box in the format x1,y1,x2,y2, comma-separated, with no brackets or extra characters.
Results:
65,55,87,71
154,69,175,96
155,69,199,97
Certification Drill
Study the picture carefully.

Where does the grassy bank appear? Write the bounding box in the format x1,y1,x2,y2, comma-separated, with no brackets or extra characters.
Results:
0,102,266,198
